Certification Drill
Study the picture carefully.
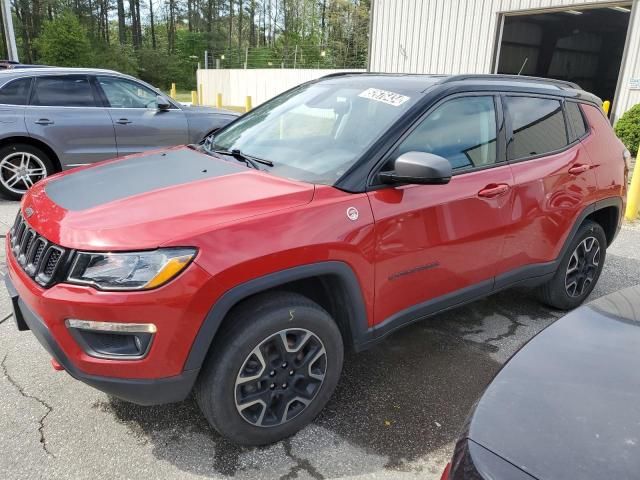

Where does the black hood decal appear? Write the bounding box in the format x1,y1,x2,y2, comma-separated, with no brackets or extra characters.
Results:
45,148,245,211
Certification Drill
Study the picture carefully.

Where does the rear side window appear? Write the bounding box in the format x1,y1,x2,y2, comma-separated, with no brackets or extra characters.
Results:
505,96,568,160
0,78,32,105
391,95,498,171
31,76,97,107
566,102,588,141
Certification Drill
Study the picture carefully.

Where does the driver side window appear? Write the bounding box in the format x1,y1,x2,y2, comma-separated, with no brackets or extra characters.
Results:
97,76,162,109
388,95,498,172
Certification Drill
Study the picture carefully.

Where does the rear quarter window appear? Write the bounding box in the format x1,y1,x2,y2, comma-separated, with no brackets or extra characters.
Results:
566,101,588,141
505,96,568,160
0,78,32,105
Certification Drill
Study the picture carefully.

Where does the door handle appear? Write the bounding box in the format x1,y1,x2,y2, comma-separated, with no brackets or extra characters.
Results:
116,118,132,125
34,119,54,125
568,164,590,175
478,183,510,198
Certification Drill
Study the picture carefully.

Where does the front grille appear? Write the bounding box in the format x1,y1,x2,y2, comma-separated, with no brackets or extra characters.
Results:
9,211,69,287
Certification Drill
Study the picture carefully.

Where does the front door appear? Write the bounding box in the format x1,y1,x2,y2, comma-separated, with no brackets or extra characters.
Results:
95,75,189,156
368,94,514,325
25,74,117,167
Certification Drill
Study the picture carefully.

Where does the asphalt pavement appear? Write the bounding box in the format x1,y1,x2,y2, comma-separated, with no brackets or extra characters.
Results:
1,197,639,480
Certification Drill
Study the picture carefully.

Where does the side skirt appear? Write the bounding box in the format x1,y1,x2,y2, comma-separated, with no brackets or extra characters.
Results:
354,264,555,352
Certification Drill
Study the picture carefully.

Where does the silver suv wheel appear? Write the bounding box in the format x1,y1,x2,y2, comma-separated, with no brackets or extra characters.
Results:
0,151,48,195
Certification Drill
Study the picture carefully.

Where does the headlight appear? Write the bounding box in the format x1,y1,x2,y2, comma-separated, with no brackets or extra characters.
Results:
67,248,196,291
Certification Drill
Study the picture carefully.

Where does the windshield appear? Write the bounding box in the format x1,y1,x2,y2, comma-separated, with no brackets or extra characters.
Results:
208,81,419,185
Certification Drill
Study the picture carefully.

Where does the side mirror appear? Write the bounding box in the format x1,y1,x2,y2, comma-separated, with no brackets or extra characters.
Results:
379,152,452,185
156,95,171,111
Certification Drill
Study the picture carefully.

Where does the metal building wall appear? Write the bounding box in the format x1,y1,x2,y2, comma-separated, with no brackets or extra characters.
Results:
616,1,640,118
369,0,640,120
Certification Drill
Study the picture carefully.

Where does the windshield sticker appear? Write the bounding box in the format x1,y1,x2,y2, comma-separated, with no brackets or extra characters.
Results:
358,88,410,107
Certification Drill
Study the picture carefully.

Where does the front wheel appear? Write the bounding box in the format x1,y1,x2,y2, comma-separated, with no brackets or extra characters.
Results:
538,220,607,310
195,292,344,445
0,144,54,200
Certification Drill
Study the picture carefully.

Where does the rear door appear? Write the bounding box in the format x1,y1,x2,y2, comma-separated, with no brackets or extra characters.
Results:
95,75,189,156
25,74,117,167
496,95,598,283
368,94,514,325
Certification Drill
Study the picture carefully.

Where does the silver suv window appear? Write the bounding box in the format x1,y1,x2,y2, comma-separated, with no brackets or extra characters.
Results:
97,76,161,109
31,75,98,107
0,77,32,105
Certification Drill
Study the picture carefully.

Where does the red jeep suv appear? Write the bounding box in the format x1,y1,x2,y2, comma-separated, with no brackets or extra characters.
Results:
5,74,628,445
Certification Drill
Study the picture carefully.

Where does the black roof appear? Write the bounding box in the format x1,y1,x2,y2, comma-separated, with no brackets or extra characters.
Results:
318,72,600,104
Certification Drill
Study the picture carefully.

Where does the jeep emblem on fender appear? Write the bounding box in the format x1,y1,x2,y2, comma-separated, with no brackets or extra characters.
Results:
346,207,359,221
24,207,34,218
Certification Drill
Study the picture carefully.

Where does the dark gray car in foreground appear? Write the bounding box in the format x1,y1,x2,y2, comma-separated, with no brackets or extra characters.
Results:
443,284,640,479
0,67,238,199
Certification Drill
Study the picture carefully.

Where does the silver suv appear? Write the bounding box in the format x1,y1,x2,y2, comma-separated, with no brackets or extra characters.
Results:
0,67,238,199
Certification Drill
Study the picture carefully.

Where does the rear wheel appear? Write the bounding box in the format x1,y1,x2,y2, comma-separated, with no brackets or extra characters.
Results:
538,220,606,310
195,292,344,445
0,144,54,200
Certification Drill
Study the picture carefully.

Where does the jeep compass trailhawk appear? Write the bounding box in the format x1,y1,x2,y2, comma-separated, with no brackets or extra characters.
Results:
5,74,628,445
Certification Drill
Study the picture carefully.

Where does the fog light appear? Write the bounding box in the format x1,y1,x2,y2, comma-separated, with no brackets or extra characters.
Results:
66,319,157,333
65,319,156,360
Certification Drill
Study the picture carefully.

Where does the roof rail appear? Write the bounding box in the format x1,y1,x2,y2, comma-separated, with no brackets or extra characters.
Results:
319,71,369,79
440,74,581,90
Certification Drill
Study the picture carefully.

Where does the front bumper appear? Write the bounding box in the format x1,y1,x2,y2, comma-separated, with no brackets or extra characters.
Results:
4,272,198,405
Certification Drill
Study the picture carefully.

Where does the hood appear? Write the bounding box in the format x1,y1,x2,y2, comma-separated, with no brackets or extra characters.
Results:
23,147,314,250
467,284,640,480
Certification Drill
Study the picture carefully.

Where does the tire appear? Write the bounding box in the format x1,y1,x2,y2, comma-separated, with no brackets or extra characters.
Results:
538,220,607,310
195,292,344,446
0,143,54,200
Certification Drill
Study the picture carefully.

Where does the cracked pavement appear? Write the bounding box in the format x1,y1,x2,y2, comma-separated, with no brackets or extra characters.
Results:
0,197,639,479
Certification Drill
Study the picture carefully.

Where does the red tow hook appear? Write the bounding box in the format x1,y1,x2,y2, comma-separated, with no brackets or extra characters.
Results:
50,358,64,371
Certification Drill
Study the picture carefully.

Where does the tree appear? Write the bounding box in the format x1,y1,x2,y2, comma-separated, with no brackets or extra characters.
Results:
117,0,127,44
35,12,92,67
149,0,156,48
4,0,370,89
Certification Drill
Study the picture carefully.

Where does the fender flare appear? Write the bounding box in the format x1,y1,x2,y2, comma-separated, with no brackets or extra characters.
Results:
183,261,370,371
557,196,623,260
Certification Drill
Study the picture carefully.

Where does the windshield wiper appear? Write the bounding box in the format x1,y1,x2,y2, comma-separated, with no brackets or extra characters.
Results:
213,149,274,169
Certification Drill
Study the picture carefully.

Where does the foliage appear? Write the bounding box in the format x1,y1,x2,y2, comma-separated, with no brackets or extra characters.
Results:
7,1,370,91
137,47,198,90
34,12,92,67
615,103,640,157
93,43,140,77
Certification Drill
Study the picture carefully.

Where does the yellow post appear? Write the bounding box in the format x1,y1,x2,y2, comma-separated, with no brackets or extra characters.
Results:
170,83,176,99
603,100,611,116
191,91,198,106
199,84,203,106
245,96,252,112
625,158,640,221
216,93,223,108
